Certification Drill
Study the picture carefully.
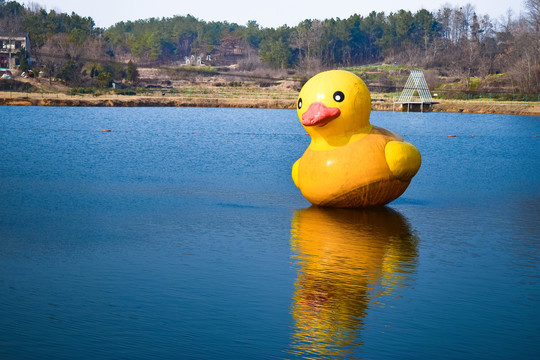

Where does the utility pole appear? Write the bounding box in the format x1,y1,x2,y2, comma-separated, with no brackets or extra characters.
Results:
8,36,12,69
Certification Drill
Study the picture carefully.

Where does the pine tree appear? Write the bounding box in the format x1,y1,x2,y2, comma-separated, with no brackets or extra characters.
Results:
126,60,138,84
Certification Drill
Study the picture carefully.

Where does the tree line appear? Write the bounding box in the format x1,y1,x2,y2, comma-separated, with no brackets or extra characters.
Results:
1,0,539,92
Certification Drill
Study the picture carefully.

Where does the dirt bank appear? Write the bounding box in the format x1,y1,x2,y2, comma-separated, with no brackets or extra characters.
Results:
372,101,540,116
431,102,540,116
1,94,539,116
0,96,297,109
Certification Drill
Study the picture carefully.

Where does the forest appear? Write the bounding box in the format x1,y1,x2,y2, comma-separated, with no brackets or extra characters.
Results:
0,0,539,92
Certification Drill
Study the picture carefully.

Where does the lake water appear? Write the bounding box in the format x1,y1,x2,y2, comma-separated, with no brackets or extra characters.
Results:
0,106,539,359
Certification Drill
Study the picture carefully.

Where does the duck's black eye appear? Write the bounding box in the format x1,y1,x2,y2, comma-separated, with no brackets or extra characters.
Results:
333,91,345,102
298,98,303,109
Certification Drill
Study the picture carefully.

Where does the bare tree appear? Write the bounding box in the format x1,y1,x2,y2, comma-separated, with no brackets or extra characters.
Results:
0,14,23,35
25,2,44,14
499,13,540,92
462,4,477,39
525,0,540,67
525,0,540,32
291,20,323,75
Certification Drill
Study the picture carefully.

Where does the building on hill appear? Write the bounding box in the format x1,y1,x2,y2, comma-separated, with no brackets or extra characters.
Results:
0,34,30,69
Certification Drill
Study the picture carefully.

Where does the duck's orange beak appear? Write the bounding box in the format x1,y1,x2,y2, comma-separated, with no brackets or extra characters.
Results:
301,102,341,127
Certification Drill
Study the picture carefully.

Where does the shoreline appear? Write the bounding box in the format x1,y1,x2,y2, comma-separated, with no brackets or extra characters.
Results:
1,94,539,116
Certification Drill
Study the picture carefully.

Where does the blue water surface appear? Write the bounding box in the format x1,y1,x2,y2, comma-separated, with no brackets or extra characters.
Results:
0,107,539,359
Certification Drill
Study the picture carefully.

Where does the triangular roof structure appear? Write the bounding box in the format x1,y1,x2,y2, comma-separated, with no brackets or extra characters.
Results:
397,70,433,104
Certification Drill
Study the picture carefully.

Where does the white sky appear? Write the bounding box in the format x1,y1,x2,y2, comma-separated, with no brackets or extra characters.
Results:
24,0,527,29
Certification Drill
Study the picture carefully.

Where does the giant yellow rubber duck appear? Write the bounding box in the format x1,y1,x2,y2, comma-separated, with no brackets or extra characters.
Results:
292,70,421,207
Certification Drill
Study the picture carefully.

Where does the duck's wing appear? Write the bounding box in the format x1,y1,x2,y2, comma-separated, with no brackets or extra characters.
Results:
292,159,300,188
384,141,422,181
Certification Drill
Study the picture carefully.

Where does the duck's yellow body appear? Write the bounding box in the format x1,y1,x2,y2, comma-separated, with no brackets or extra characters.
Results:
292,70,421,207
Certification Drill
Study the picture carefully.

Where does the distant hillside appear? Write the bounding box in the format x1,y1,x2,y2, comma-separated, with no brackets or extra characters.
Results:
0,1,539,93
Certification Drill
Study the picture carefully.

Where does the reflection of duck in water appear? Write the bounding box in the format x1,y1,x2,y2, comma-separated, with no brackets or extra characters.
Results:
289,206,419,358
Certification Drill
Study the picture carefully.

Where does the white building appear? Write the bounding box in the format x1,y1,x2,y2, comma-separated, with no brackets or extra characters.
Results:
0,34,30,69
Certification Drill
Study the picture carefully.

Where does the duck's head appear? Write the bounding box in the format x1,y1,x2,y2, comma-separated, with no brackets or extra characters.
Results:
297,70,372,148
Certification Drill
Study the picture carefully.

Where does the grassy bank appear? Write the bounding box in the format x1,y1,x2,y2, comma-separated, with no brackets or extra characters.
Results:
0,90,297,109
